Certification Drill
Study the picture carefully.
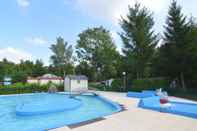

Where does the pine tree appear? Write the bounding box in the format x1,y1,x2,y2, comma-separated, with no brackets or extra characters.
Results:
120,3,158,79
160,0,190,89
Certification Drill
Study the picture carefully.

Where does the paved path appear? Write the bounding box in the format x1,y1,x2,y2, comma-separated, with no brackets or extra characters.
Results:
50,91,197,131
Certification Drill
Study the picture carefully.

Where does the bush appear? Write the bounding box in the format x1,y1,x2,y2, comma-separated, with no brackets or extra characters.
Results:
129,77,169,92
89,78,169,92
110,79,123,92
0,83,64,95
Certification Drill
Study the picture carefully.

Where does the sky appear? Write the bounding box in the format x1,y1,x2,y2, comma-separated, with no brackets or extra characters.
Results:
0,0,196,65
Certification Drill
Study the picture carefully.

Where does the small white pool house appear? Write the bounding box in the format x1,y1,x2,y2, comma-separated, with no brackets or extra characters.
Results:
64,75,88,92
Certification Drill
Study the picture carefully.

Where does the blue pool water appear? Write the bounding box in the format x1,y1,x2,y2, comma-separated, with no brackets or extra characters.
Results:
0,93,121,131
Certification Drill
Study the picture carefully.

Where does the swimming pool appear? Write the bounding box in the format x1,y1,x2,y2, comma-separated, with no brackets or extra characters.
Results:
0,93,121,131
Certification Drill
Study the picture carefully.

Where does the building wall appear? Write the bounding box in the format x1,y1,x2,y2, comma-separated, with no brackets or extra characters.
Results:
39,79,63,85
64,78,88,92
70,80,88,92
64,78,70,91
27,79,38,84
27,79,63,85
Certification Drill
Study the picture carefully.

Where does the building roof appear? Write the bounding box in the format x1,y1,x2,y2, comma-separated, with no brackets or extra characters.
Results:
38,74,63,80
28,74,63,80
66,75,88,80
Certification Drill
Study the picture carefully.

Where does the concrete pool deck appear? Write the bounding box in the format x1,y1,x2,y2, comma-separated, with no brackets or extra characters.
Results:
50,91,197,131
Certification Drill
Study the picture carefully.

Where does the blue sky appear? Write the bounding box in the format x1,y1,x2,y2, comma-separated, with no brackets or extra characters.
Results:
0,0,196,65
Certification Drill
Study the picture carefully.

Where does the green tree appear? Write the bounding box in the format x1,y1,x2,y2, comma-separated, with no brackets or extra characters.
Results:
12,71,28,83
0,58,16,82
187,22,197,86
0,59,34,83
75,61,95,81
76,26,119,81
50,37,73,77
17,60,34,75
32,60,46,77
158,0,191,89
120,3,158,79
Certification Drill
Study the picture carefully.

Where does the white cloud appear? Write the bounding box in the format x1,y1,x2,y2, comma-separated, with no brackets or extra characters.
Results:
17,0,30,8
0,47,32,63
75,0,167,24
25,37,48,46
110,30,123,53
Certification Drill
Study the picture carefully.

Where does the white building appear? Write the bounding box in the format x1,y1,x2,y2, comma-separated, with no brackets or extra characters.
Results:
4,76,12,85
27,74,63,85
64,75,88,92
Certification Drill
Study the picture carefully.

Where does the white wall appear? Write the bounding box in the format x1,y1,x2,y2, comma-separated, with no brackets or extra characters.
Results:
64,78,88,92
70,80,88,92
27,79,63,85
27,79,38,84
64,77,70,91
39,79,63,85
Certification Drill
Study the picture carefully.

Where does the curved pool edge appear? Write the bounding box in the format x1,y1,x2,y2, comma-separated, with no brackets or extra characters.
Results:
42,94,123,131
1,92,122,131
0,92,47,98
16,98,83,116
96,95,122,113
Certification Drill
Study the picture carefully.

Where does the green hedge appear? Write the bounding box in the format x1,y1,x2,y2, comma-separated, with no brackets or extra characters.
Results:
0,83,64,95
90,78,170,92
110,79,123,91
129,78,169,92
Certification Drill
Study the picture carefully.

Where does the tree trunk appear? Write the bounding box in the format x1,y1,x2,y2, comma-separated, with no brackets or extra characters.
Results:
63,70,66,78
137,72,140,79
180,72,186,90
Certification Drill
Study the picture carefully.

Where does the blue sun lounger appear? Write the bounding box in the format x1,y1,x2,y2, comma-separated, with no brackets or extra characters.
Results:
127,91,156,98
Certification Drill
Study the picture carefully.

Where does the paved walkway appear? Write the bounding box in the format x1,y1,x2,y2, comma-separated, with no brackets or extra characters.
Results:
51,91,197,131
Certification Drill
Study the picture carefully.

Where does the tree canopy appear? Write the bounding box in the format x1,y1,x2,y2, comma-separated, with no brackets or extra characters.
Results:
153,0,197,89
120,3,158,79
50,37,74,76
1,0,197,91
0,59,46,83
76,26,119,80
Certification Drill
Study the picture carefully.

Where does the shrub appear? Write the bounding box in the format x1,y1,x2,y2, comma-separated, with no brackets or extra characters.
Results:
110,79,123,92
0,83,64,95
129,77,169,92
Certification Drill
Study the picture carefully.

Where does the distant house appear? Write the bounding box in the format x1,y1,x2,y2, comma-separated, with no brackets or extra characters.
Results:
64,75,88,92
4,76,12,86
27,77,38,84
27,74,63,85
